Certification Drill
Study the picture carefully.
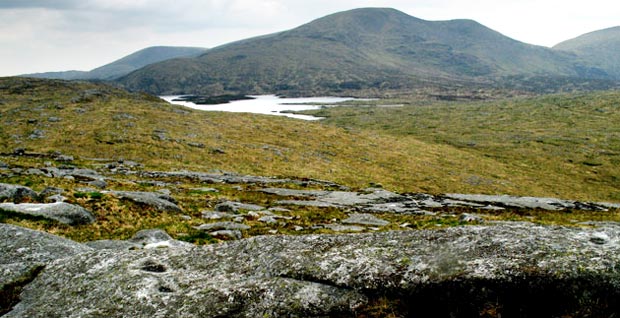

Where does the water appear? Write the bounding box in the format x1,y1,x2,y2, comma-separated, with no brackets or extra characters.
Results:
160,95,354,120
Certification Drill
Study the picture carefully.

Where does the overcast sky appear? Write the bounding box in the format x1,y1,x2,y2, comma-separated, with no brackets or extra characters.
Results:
0,0,618,76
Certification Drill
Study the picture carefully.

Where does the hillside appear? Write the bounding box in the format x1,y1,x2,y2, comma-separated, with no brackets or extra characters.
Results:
23,46,208,81
118,8,609,96
554,26,620,78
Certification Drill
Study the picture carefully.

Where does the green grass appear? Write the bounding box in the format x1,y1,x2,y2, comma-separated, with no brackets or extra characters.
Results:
303,91,620,202
2,77,620,244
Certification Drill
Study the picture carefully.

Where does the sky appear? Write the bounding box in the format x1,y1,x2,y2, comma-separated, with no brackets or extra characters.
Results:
0,0,618,76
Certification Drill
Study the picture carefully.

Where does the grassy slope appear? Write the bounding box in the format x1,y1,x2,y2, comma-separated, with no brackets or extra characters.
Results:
2,77,619,202
1,77,619,244
0,77,521,195
303,91,620,201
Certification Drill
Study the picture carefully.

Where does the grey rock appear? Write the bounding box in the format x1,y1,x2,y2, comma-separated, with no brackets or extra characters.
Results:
0,223,91,290
321,224,366,232
342,213,390,227
25,168,49,177
360,202,435,215
190,187,219,193
87,179,107,189
38,187,63,197
0,160,8,169
129,229,192,249
215,201,264,213
28,129,45,139
209,229,243,240
276,200,338,208
260,188,329,197
0,202,96,225
11,223,620,317
460,213,485,223
194,221,251,231
201,211,236,220
54,154,74,162
85,240,141,251
0,183,38,202
258,215,278,224
444,193,611,211
47,117,61,122
45,194,67,203
187,142,205,148
108,191,182,213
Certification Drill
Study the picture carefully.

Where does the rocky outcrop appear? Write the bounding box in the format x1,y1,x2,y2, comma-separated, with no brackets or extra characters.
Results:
107,191,182,213
0,202,95,225
5,222,620,317
86,229,192,250
0,183,38,203
0,224,92,315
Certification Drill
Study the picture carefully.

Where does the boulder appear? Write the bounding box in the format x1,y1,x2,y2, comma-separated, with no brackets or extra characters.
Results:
0,202,96,225
10,223,620,317
0,183,38,203
129,229,192,249
193,221,251,231
108,191,182,213
341,213,390,226
214,201,264,213
0,224,91,314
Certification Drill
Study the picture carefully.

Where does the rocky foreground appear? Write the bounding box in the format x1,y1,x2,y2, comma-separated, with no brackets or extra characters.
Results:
2,154,620,317
3,222,620,317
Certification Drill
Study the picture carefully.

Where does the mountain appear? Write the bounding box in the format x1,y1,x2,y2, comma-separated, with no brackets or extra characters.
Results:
118,8,609,96
554,26,620,78
23,46,208,81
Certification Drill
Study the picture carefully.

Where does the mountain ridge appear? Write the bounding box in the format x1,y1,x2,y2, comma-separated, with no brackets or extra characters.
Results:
117,8,612,96
22,46,208,81
554,26,620,78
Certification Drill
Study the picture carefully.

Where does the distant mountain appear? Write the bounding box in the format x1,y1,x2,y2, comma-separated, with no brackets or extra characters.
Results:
554,26,620,78
23,46,208,81
118,8,609,96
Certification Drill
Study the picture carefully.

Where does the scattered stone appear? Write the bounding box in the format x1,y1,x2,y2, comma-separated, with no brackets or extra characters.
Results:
268,229,278,234
25,168,48,177
260,188,329,197
108,191,182,213
0,183,38,203
54,155,74,162
129,229,192,249
180,215,192,221
444,193,609,211
321,224,365,232
187,142,205,148
293,226,304,231
47,117,61,122
342,213,390,227
45,194,67,203
215,201,264,213
209,229,242,240
87,179,107,189
28,129,45,139
460,213,485,223
190,187,219,193
152,130,168,141
201,211,236,220
194,222,251,231
39,187,64,199
258,215,278,224
210,147,226,154
0,161,8,169
269,207,290,213
0,202,96,225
